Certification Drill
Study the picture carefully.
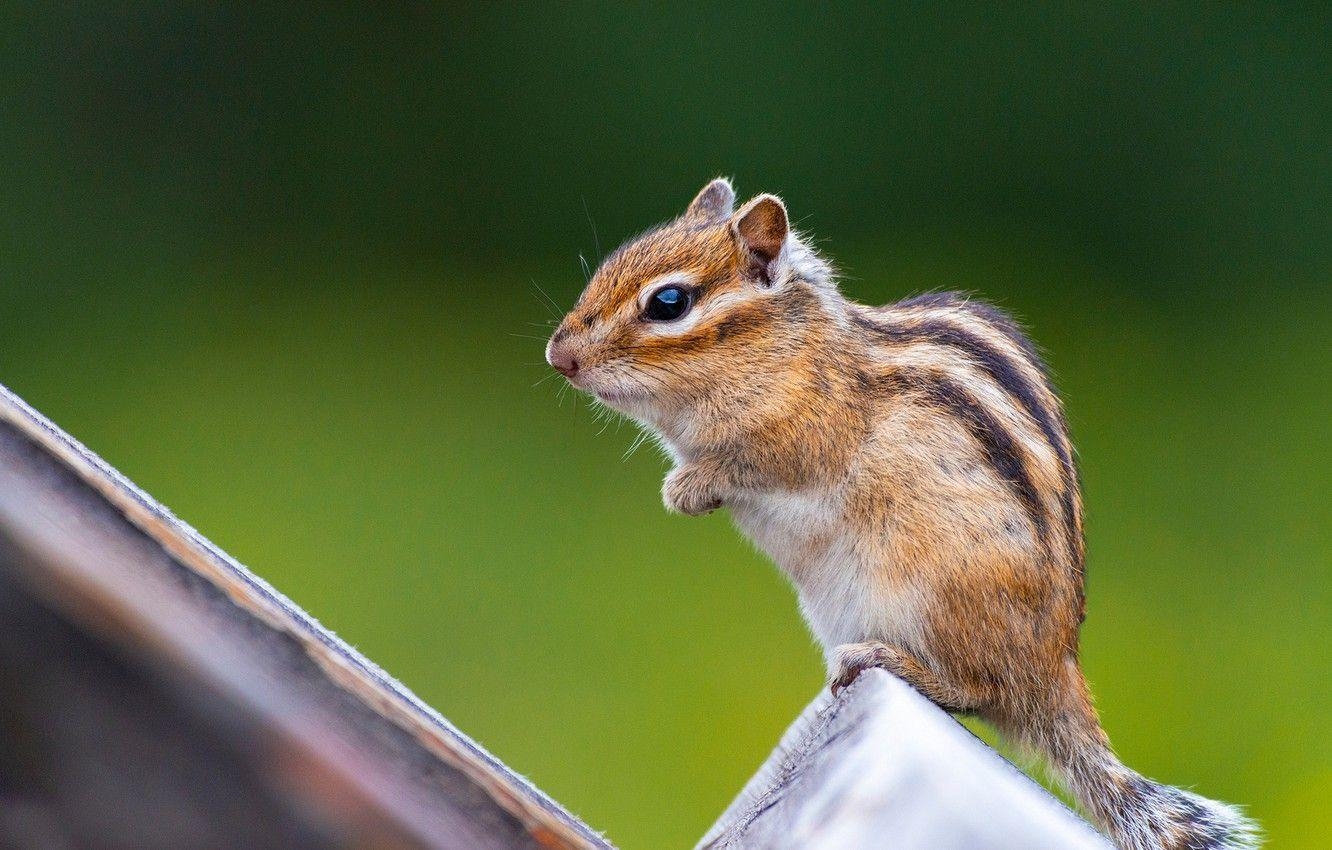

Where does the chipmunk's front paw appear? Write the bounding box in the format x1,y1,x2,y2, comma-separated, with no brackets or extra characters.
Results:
662,465,724,516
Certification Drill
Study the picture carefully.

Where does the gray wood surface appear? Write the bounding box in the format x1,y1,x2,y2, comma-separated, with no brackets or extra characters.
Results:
697,668,1113,850
0,384,610,850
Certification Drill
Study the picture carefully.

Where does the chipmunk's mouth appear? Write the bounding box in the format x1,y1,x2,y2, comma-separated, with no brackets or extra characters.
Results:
563,365,651,409
591,387,637,404
585,382,650,409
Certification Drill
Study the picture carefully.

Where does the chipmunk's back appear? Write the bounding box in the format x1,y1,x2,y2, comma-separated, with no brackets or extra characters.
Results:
855,292,1085,619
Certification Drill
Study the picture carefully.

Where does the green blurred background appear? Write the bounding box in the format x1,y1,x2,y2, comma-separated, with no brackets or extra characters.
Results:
2,5,1328,847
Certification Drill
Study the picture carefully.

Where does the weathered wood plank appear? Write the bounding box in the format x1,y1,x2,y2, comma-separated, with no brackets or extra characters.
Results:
697,668,1113,850
0,384,610,850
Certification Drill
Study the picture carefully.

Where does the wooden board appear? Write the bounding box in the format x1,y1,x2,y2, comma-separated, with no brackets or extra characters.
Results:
697,667,1113,849
0,384,611,850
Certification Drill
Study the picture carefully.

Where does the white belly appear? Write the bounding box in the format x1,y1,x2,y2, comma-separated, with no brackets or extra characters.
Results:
729,489,926,669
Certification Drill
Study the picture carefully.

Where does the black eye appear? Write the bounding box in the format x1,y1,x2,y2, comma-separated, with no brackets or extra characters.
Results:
644,286,692,322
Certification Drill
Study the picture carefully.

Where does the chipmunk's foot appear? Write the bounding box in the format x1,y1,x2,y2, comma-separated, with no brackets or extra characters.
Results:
829,641,972,712
829,642,895,696
662,464,724,516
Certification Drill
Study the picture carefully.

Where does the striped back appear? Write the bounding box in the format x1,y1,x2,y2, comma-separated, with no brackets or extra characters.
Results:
858,292,1085,618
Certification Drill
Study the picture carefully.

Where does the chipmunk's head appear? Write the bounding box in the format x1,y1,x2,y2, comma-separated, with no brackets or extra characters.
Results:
546,179,835,429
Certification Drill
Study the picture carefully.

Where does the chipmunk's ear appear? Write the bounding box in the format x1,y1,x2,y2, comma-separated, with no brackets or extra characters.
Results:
731,194,788,274
683,177,735,222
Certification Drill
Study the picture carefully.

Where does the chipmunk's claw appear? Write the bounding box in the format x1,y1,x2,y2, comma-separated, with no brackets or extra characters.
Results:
828,665,864,697
828,642,893,696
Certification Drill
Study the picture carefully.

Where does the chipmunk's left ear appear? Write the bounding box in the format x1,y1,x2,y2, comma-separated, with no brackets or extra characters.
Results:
731,194,789,277
683,177,735,222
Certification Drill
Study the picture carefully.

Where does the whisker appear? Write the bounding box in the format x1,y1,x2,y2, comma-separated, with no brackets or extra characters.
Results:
622,429,652,461
530,279,563,317
581,196,602,260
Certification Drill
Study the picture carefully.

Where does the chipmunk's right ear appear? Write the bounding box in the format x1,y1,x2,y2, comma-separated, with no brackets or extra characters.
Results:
683,177,735,223
731,194,789,278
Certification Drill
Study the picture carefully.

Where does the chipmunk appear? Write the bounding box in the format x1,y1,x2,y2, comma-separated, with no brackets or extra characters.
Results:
545,179,1258,850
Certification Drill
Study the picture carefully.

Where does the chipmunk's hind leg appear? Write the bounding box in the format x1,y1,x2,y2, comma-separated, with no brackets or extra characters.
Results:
829,641,976,713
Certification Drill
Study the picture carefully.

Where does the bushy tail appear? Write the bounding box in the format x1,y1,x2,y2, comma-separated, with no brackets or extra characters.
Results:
1095,775,1261,850
1022,662,1260,850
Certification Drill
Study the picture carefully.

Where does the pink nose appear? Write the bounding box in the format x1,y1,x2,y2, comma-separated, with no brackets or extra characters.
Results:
547,342,579,378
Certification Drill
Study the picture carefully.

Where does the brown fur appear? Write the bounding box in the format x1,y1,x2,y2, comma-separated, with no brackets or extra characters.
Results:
545,179,1257,850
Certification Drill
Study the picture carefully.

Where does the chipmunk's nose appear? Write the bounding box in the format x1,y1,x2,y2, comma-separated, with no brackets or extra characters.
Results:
547,340,579,379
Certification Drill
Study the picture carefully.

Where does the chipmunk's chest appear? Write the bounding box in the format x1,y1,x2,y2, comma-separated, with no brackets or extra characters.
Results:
730,490,877,650
729,489,841,571
730,487,927,663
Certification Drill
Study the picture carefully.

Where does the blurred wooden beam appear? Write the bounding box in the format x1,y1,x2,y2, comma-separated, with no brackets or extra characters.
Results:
0,384,611,850
697,668,1112,849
